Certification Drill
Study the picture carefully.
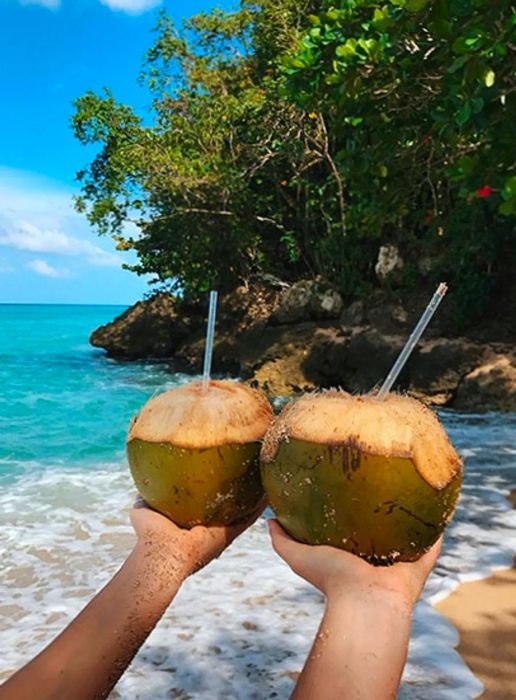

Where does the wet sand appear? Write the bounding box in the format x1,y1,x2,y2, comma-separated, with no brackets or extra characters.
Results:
435,488,516,700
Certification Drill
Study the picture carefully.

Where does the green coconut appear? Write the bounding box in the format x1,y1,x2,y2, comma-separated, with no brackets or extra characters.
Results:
260,391,462,564
127,380,273,527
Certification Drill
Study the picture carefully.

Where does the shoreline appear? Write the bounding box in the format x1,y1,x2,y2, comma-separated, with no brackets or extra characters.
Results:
434,488,516,699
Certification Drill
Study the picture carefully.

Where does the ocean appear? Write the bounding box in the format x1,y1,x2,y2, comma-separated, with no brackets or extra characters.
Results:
0,304,515,699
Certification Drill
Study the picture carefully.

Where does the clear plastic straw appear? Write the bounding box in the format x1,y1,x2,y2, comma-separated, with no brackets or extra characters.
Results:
202,290,218,393
376,283,448,400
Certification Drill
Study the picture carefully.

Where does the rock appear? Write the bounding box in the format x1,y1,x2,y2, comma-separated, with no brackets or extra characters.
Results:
89,279,515,411
410,338,488,397
250,355,315,396
270,281,312,324
367,303,410,334
304,328,408,393
375,244,404,283
340,300,366,327
90,293,189,359
240,322,322,395
311,286,343,319
343,329,408,392
391,304,409,326
239,322,322,376
302,328,349,386
453,355,516,412
271,279,342,324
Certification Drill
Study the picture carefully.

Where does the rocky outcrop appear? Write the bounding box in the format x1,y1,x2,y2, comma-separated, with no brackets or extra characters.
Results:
90,280,516,412
270,278,343,324
90,293,191,359
454,356,516,412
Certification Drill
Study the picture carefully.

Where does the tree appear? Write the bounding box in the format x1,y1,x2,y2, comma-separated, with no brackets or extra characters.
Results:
72,0,515,319
72,1,323,298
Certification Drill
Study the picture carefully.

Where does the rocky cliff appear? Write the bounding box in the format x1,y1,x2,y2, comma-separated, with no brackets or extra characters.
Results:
91,279,516,411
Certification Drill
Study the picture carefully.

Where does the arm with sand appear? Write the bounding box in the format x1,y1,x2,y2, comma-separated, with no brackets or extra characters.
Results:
0,291,266,700
0,503,261,700
270,520,442,700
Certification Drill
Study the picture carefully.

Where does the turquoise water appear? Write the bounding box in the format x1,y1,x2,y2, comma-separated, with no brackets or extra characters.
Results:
0,304,515,699
0,304,182,477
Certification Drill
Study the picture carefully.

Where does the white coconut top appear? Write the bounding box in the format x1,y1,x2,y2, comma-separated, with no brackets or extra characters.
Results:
261,390,462,490
128,380,273,449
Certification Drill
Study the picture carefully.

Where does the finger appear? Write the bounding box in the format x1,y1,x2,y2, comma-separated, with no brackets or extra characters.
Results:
268,519,310,565
417,535,443,574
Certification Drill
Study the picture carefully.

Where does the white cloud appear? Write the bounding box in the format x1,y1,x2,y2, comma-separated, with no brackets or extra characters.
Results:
0,220,121,267
0,167,124,268
28,259,69,278
13,0,161,13
99,0,161,14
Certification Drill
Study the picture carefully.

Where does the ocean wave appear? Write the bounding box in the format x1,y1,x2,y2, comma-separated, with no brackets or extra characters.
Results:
1,417,515,700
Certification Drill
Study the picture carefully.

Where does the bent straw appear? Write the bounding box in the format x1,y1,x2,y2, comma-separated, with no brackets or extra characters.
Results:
376,283,448,400
202,290,219,393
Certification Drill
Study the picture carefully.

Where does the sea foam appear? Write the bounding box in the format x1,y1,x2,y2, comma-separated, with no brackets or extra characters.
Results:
1,410,515,699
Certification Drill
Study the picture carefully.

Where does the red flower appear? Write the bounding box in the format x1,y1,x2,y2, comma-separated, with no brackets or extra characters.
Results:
423,211,433,224
422,134,431,146
476,185,493,198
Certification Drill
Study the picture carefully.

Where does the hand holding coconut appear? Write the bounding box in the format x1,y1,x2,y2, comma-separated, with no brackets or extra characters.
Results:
269,520,442,700
269,519,442,608
130,496,266,582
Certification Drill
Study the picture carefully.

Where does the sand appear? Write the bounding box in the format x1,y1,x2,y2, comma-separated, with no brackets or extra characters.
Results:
435,487,516,700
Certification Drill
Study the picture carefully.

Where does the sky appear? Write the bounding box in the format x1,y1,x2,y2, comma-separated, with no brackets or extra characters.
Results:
0,0,231,304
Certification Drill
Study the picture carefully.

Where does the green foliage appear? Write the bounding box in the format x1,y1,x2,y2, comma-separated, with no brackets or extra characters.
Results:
72,0,515,318
283,0,516,318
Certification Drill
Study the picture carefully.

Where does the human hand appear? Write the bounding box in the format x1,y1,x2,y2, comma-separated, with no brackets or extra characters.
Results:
268,519,441,610
130,498,265,585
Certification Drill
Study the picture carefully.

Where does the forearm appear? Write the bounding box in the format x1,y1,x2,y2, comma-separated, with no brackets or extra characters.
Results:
292,589,413,700
0,543,184,700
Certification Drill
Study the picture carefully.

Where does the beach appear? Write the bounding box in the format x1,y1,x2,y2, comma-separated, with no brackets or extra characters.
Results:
1,305,516,699
437,567,516,700
435,489,516,700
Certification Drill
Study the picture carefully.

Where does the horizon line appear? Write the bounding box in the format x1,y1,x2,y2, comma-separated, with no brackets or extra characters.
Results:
0,302,131,307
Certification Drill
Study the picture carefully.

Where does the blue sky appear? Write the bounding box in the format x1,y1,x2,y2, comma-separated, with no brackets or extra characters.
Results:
0,0,230,304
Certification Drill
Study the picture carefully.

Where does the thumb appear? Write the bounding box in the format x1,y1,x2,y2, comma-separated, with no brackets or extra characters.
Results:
268,519,310,566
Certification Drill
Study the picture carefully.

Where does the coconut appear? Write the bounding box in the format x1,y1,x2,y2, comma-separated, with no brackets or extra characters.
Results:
260,391,462,564
127,380,273,527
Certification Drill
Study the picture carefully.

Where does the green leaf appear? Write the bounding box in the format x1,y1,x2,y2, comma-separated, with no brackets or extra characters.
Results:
456,102,471,125
503,176,516,198
448,55,470,73
406,0,431,11
484,69,495,87
499,200,516,215
336,39,357,59
471,97,484,114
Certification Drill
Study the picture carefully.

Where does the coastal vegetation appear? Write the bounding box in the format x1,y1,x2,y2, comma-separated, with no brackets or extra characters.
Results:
72,0,515,323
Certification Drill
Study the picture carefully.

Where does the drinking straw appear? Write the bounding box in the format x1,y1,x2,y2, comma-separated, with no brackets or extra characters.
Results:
376,283,448,400
202,290,219,393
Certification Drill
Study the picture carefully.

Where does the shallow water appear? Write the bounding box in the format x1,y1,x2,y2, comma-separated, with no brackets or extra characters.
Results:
0,305,515,698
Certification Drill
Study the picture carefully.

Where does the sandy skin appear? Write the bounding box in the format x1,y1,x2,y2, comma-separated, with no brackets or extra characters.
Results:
436,488,516,700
